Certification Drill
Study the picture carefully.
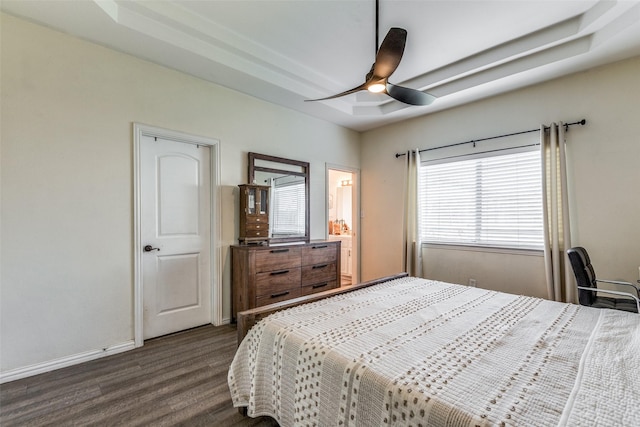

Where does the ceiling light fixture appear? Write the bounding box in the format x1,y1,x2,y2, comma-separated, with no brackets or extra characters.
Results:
367,83,386,93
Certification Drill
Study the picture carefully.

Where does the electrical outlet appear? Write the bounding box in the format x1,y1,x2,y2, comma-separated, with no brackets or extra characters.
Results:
468,279,477,287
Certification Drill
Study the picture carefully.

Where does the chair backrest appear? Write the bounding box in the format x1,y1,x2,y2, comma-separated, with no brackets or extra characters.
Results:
567,247,598,306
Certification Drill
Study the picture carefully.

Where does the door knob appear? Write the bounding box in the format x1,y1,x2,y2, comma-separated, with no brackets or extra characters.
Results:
144,245,160,252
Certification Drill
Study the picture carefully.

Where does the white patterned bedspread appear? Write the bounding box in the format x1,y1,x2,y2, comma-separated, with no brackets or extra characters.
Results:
228,276,639,426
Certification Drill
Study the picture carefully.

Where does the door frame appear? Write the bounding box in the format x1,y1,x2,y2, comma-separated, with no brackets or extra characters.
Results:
325,164,361,285
133,123,222,347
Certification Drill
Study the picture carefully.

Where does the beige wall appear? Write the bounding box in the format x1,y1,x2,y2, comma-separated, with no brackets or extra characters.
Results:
423,247,547,299
0,14,360,374
361,56,640,298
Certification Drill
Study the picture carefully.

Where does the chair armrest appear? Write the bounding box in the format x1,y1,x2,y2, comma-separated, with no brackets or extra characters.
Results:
578,286,640,313
596,279,640,297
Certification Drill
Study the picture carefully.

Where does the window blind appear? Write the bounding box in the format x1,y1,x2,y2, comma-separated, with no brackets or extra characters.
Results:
419,149,544,250
272,182,305,235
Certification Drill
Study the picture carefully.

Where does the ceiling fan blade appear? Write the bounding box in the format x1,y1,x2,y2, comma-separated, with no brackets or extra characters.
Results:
386,82,436,106
305,27,431,106
305,83,367,102
372,27,407,79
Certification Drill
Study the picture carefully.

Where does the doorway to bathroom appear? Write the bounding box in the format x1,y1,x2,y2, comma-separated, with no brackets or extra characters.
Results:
326,166,359,286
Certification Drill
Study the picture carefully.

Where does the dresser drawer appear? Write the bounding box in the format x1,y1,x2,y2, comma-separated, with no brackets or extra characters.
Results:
244,229,269,238
301,262,337,286
255,247,302,272
301,244,336,266
301,280,338,296
256,287,302,307
255,267,301,297
244,222,268,232
245,214,268,223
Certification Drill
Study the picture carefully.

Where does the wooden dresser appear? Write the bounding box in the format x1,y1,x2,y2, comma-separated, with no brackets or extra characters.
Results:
231,240,341,320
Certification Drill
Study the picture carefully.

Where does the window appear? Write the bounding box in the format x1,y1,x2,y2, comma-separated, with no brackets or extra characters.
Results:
272,180,305,235
419,149,543,250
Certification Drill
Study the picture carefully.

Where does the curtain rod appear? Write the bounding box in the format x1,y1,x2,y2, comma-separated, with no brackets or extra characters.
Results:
394,119,586,158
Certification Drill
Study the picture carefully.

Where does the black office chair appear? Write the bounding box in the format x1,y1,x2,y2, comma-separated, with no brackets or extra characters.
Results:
567,247,639,313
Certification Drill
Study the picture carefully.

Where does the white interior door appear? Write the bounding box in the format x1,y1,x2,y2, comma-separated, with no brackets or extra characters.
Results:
140,135,211,339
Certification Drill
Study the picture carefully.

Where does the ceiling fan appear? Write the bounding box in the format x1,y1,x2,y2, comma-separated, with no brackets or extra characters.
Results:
305,1,435,106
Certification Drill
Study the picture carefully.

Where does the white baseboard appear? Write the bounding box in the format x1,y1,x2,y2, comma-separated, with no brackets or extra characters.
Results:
0,340,135,384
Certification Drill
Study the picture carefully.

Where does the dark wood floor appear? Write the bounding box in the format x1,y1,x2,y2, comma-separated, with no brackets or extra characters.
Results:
0,325,278,426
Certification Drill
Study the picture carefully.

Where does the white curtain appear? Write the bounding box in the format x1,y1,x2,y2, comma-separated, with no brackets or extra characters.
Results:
404,149,422,277
541,123,574,302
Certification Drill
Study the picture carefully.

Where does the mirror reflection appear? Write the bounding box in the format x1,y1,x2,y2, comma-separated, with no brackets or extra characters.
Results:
249,153,309,243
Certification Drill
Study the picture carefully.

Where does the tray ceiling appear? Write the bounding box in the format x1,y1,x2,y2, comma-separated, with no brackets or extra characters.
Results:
2,0,639,131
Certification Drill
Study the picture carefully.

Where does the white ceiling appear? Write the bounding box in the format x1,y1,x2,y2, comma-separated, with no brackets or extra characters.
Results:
2,0,639,131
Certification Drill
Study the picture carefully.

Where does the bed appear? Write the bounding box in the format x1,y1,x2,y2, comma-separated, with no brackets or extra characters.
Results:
228,274,639,426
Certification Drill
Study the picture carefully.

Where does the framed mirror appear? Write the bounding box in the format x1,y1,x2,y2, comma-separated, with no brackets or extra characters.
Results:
248,152,310,243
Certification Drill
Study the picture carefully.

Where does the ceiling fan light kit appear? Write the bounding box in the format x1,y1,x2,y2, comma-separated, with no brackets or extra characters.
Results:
368,83,386,93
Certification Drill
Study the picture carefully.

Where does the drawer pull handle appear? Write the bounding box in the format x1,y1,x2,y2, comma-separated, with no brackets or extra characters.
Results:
271,291,290,298
312,264,329,269
312,245,328,249
270,249,290,253
312,283,328,289
270,269,290,275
